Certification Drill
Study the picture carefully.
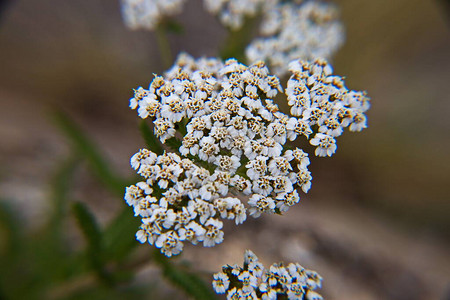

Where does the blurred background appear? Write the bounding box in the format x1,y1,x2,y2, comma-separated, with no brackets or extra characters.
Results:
0,0,449,299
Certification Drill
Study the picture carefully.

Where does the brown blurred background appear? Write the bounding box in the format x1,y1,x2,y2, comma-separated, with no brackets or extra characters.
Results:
0,0,449,299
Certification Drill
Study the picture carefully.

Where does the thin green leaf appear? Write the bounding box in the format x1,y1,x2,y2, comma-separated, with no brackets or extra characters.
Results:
29,155,85,284
0,200,22,258
52,110,124,196
153,250,217,300
103,206,141,262
47,155,80,244
72,202,113,286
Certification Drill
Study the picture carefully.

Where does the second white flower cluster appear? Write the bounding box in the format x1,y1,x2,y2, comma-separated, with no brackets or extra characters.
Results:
212,250,323,299
121,0,344,76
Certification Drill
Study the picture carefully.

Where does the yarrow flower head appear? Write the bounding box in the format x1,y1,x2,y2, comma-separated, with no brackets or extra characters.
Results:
203,0,272,30
212,250,323,299
121,0,186,30
246,0,344,76
286,58,370,156
126,53,369,256
120,0,271,31
126,149,249,256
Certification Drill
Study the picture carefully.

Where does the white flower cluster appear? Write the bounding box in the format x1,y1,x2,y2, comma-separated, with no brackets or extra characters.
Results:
246,0,344,76
287,58,370,157
121,0,185,30
129,54,314,217
121,0,269,31
203,0,271,30
212,250,323,299
125,149,248,257
126,54,369,256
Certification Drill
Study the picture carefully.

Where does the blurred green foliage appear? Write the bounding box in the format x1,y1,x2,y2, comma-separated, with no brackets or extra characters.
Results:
0,111,216,300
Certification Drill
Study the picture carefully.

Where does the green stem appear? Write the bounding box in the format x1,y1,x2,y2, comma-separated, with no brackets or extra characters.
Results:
219,16,260,62
155,23,173,69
